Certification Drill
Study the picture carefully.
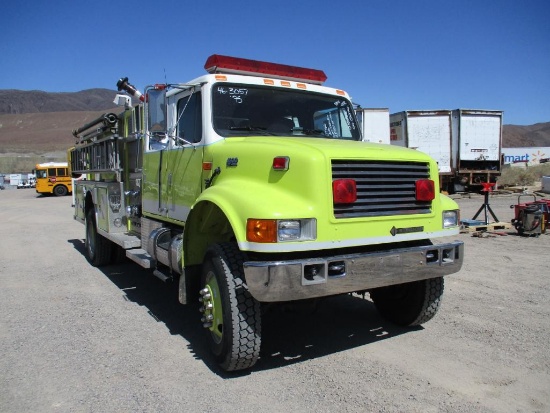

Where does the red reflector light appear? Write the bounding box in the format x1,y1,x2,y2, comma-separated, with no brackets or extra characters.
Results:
204,54,327,85
415,179,435,201
272,156,289,170
333,179,357,204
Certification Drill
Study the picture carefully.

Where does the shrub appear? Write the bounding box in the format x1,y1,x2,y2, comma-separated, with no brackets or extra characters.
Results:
498,164,550,187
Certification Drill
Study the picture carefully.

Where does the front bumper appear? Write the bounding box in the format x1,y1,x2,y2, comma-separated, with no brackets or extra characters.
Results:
243,241,464,302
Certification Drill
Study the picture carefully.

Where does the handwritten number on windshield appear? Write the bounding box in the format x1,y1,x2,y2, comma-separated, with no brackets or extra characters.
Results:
217,87,248,104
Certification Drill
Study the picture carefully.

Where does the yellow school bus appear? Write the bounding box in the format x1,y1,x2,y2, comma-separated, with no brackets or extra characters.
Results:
34,162,72,196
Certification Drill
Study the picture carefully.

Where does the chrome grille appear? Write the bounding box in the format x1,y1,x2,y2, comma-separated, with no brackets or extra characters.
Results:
332,160,432,218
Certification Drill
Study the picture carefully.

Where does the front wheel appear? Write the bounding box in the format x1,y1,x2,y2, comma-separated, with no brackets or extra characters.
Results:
369,277,444,326
199,243,261,371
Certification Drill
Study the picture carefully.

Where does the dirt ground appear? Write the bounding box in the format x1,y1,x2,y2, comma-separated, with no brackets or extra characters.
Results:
1,188,549,413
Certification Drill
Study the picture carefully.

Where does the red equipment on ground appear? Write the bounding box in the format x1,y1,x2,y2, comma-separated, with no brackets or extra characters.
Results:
510,195,550,236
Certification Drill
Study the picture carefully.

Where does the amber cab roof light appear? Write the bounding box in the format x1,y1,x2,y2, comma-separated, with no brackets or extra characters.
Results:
204,54,327,85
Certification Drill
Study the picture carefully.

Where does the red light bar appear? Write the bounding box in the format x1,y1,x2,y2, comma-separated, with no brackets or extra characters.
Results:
204,54,327,85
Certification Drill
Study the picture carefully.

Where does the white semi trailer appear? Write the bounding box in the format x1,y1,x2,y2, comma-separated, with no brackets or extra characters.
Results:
356,108,390,144
390,109,503,193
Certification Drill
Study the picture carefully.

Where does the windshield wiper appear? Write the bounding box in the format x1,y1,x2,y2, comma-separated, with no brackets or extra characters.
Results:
302,128,326,137
229,125,273,135
230,125,267,131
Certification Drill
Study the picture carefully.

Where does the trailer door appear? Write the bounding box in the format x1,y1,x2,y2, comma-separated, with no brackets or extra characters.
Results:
459,114,501,162
407,113,452,173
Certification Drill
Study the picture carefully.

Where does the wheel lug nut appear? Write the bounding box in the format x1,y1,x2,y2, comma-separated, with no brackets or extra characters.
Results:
203,322,213,328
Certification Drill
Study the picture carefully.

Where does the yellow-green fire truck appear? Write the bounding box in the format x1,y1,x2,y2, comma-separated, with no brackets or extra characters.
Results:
69,55,464,371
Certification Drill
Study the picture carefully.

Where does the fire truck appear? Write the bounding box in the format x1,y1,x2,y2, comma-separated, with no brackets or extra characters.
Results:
69,55,464,371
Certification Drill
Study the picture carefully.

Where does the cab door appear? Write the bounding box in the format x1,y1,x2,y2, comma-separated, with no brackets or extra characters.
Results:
162,91,204,222
142,87,168,216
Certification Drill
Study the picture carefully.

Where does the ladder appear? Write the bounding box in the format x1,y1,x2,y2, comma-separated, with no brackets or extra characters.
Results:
70,135,121,174
70,112,121,176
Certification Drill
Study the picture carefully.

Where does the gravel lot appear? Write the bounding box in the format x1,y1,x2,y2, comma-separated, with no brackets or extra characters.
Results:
1,188,549,413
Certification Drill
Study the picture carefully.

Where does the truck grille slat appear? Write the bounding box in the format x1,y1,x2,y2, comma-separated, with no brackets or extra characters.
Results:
332,160,432,218
333,170,427,178
356,190,415,197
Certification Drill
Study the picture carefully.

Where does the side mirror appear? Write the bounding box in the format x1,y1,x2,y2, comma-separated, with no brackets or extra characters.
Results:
146,88,167,133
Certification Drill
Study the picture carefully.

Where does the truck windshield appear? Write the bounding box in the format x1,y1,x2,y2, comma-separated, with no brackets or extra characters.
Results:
212,83,360,140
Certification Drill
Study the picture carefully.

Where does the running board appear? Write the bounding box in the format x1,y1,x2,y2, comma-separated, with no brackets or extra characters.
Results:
125,249,173,282
126,248,153,268
98,229,141,249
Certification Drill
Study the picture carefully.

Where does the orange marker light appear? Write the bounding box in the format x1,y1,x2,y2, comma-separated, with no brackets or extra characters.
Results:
247,219,277,243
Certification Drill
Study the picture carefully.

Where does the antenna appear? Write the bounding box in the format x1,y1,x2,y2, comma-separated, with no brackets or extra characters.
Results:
164,68,167,83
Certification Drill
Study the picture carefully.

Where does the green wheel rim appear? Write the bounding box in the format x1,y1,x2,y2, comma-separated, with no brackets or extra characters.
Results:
204,272,223,342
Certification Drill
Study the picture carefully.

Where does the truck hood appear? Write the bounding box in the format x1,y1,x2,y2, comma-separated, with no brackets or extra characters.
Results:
217,136,434,163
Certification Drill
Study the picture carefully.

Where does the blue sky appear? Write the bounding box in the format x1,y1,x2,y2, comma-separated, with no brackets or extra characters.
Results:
1,0,548,125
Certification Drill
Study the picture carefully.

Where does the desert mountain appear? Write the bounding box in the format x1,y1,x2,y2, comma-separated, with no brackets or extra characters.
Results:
0,89,549,154
0,88,118,114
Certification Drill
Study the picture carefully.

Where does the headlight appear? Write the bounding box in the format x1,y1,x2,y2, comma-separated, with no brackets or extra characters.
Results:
278,219,316,241
278,220,301,241
247,218,317,243
443,210,459,228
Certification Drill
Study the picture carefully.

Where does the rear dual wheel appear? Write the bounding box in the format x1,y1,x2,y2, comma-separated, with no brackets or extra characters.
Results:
200,243,261,371
85,208,114,267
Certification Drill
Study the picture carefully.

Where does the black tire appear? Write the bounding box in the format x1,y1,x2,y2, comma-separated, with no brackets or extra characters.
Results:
85,208,114,267
53,185,68,196
199,243,261,371
369,277,444,326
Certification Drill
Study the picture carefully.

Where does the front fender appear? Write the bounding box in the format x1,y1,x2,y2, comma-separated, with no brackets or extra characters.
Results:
193,177,321,244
